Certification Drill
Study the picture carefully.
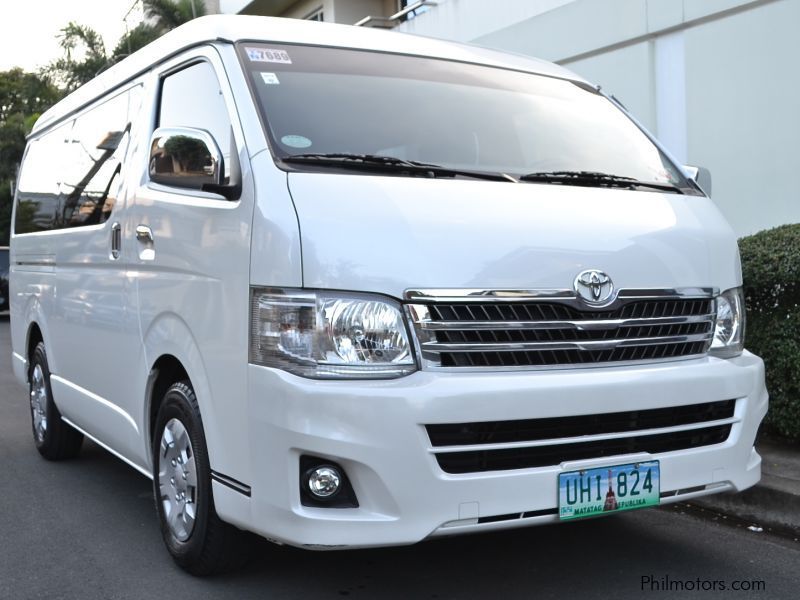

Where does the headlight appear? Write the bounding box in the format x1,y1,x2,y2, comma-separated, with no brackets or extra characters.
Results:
249,288,417,378
709,287,745,358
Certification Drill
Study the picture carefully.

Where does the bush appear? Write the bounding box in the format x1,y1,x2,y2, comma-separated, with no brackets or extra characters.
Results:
739,223,800,440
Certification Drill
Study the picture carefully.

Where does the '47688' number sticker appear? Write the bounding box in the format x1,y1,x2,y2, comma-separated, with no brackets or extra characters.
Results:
246,47,292,64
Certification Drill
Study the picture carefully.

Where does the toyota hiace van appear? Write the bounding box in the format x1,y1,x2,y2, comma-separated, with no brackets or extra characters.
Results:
9,16,767,574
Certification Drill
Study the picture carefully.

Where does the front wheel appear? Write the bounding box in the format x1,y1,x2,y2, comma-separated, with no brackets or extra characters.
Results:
152,381,250,575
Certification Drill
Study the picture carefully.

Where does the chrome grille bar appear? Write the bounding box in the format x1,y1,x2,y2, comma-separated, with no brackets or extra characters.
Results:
420,332,713,353
405,288,717,370
418,313,714,331
406,287,717,303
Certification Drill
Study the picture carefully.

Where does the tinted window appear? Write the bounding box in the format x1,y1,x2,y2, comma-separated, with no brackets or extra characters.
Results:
15,88,135,234
0,249,8,277
14,121,72,234
240,44,690,190
61,91,130,228
158,61,233,182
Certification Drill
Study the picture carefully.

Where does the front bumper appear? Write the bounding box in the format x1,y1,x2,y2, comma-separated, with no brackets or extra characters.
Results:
216,352,767,548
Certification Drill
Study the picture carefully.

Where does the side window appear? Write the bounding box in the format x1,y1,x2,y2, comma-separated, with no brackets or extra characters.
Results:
158,61,233,182
61,90,131,228
14,87,138,235
14,121,73,234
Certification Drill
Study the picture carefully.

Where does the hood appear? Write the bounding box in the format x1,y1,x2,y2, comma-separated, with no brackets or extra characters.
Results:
287,173,740,299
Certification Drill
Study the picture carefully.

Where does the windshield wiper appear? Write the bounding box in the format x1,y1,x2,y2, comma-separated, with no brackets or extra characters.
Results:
282,153,517,182
519,170,684,194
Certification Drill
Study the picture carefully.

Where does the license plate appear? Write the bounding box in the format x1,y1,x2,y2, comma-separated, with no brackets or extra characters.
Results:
558,460,660,520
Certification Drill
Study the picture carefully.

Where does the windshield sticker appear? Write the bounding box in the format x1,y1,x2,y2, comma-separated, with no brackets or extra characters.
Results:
260,72,280,85
281,135,312,148
246,47,292,64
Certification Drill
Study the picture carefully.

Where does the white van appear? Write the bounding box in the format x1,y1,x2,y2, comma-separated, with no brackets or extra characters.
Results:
9,15,767,574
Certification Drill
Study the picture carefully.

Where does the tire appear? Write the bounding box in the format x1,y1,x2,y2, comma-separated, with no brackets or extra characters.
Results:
29,342,83,460
152,381,250,575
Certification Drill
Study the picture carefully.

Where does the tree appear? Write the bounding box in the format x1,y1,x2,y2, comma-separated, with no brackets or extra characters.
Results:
48,1,205,91
0,68,60,122
111,22,161,63
144,0,206,32
48,22,110,92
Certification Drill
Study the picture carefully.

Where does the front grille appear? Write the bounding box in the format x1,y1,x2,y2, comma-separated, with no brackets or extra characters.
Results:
408,294,715,369
427,298,711,322
426,400,735,447
426,399,736,474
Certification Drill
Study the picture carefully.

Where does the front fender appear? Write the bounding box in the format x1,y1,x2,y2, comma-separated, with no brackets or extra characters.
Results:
140,312,219,470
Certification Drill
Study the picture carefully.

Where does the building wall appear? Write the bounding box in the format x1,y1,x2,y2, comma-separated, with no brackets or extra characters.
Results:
333,0,391,24
394,0,800,236
232,0,395,22
203,0,222,13
683,0,800,236
277,0,331,20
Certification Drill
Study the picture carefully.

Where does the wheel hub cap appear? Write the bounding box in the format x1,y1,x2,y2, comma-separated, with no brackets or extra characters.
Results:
158,418,198,541
30,364,48,443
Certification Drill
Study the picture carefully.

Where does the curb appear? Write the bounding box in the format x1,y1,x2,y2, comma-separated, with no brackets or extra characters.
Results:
689,480,800,537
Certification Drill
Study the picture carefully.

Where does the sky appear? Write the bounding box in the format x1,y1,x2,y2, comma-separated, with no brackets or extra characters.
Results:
0,0,248,73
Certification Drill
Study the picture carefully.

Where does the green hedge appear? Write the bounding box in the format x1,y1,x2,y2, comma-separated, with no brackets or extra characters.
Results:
739,223,800,441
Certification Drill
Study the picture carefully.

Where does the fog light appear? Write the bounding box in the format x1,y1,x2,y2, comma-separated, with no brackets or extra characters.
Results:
300,456,358,508
306,466,341,498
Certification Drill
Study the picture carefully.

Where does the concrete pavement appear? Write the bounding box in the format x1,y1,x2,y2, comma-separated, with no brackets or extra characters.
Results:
691,439,800,537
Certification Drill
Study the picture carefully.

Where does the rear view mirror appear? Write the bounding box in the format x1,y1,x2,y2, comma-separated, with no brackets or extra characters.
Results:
149,127,223,191
683,165,712,196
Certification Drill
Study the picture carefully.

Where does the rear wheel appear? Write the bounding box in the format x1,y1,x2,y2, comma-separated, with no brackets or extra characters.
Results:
152,381,250,575
29,342,83,460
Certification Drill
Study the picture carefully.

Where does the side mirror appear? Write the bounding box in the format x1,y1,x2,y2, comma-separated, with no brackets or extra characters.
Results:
683,165,712,196
149,127,223,191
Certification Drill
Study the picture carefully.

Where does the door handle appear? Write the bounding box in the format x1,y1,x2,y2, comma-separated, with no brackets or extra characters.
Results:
110,222,121,260
135,225,154,243
135,224,155,261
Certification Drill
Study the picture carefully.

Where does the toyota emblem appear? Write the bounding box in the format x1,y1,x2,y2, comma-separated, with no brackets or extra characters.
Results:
574,270,614,305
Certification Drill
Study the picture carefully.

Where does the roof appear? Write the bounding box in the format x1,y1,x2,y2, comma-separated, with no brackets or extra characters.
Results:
33,15,587,134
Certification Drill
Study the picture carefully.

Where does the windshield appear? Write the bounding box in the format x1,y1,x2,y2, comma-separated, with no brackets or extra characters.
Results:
239,43,693,191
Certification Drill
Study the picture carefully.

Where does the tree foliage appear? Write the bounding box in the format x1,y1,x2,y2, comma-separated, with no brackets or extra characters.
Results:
46,1,206,91
145,0,206,32
0,68,60,122
48,21,109,92
112,23,162,62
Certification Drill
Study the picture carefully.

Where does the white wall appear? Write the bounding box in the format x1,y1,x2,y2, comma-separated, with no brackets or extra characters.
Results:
566,41,656,133
232,0,392,22
684,0,800,235
394,0,799,236
393,0,575,43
